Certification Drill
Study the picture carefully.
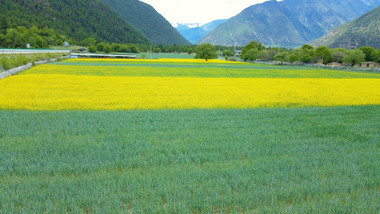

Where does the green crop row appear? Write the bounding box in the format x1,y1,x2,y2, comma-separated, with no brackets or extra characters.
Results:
1,106,379,213
22,60,380,79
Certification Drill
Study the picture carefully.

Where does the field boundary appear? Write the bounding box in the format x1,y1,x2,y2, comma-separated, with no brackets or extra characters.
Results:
0,58,58,80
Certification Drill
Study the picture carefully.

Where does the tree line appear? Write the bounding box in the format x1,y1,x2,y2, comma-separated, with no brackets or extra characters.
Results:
0,26,67,49
239,41,380,66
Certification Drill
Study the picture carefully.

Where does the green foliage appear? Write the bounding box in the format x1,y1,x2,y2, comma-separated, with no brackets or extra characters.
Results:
243,48,258,61
187,48,193,55
82,38,97,47
301,44,314,50
222,50,234,57
288,54,299,63
371,50,380,63
332,48,347,63
241,41,265,60
0,26,65,48
0,53,64,70
343,49,366,66
301,54,312,63
195,43,217,61
103,44,111,54
153,48,161,53
97,43,106,52
274,52,288,64
129,45,138,53
111,44,121,52
257,50,269,60
88,46,97,53
0,0,150,44
0,105,379,212
359,47,376,61
315,46,332,64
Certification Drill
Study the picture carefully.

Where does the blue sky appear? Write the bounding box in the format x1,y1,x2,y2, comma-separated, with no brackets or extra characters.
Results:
140,0,267,24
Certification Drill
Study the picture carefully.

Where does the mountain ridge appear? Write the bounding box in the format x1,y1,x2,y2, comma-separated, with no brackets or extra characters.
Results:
100,0,190,45
175,20,226,44
198,0,380,46
0,0,151,44
311,6,380,49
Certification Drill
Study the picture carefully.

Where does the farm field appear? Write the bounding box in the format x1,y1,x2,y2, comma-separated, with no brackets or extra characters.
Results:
0,59,379,213
0,59,380,110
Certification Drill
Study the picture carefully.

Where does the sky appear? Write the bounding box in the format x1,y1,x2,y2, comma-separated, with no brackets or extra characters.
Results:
140,0,268,25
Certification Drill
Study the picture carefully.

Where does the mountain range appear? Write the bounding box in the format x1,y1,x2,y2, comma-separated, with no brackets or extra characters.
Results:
198,0,380,46
0,0,188,45
175,20,226,44
311,6,380,49
100,0,189,45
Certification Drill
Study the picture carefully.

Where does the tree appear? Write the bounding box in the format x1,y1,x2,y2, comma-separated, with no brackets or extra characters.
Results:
301,44,314,50
111,43,121,52
103,44,111,53
301,54,312,63
82,37,97,47
88,45,97,53
222,50,234,57
288,54,299,63
343,50,365,66
153,47,161,53
314,46,332,64
129,45,138,53
359,47,375,62
195,43,217,61
187,48,193,55
243,48,258,61
96,43,105,52
241,40,265,60
257,50,269,60
371,50,380,63
274,52,288,65
332,48,347,63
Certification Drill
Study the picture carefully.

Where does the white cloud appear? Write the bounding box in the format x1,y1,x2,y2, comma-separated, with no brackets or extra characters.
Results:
140,0,267,24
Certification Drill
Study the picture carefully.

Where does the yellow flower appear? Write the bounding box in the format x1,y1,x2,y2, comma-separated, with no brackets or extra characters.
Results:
1,74,379,110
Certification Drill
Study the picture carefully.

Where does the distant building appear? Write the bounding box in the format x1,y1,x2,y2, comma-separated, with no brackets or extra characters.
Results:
361,62,379,68
70,53,136,59
63,41,69,47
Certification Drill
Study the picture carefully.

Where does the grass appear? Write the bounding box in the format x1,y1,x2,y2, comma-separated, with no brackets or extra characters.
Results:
0,53,66,71
0,106,379,213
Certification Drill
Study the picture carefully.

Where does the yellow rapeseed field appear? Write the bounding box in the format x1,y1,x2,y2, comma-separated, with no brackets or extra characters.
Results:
0,74,379,110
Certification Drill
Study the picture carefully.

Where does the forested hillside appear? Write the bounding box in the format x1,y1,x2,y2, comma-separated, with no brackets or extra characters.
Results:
198,0,380,46
312,6,380,49
0,0,150,45
101,0,189,45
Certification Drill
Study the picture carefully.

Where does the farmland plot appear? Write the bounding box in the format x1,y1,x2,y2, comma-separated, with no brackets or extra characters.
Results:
0,59,379,213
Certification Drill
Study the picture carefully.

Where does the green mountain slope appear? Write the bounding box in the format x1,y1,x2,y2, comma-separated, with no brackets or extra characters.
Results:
198,0,380,46
311,6,380,49
101,0,190,45
0,0,150,44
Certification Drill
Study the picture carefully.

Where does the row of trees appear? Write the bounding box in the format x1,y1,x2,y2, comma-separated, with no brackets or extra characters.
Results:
240,41,380,65
0,26,68,48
